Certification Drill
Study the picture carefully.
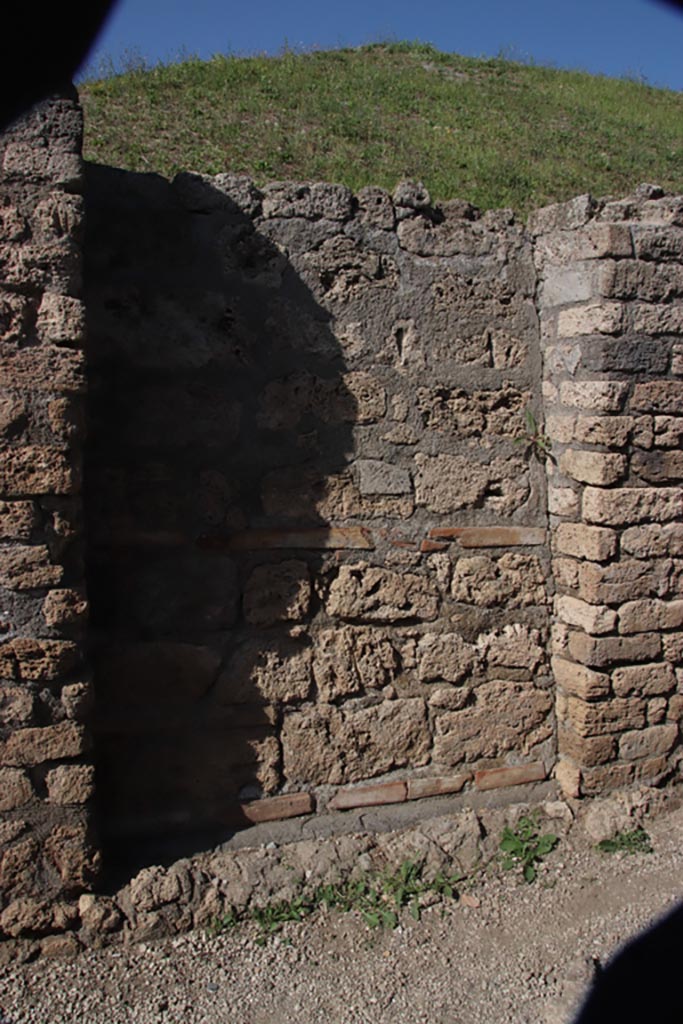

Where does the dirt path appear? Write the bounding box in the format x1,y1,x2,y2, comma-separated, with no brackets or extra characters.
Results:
2,801,683,1024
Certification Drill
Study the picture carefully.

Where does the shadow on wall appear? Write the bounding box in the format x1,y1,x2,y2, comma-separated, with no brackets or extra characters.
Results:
83,167,357,873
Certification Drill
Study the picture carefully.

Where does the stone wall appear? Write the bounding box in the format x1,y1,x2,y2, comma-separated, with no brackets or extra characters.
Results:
83,169,553,842
0,93,682,941
0,93,100,937
534,187,683,798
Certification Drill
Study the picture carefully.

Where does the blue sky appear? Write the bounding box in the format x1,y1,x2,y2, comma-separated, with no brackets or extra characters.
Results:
82,0,683,91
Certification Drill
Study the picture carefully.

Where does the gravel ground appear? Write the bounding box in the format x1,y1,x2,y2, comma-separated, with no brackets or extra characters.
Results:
1,801,683,1024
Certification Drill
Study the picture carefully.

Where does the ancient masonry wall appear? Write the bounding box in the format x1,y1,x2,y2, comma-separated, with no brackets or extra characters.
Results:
0,92,100,938
0,95,682,939
534,190,683,799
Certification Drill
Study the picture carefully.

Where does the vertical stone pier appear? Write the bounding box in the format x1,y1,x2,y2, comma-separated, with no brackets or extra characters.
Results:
535,188,683,798
0,93,99,938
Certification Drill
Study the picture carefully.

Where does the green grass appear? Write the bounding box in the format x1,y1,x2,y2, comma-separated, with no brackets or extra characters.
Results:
79,42,683,217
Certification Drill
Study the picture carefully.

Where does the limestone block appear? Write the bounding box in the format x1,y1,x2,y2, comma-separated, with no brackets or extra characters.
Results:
528,194,595,235
559,449,626,486
42,588,88,627
46,765,95,804
621,523,683,558
663,632,683,663
567,695,646,737
432,681,552,765
417,632,476,684
631,381,683,415
216,639,312,705
539,265,603,307
631,225,683,261
0,722,88,766
356,459,412,496
548,486,580,517
551,657,610,700
0,501,38,540
654,416,683,448
583,486,683,526
559,381,628,413
0,346,85,393
581,755,669,796
648,698,668,725
243,561,311,626
0,768,33,810
553,522,617,562
633,303,683,334
557,302,624,337
572,415,633,447
568,631,660,669
555,595,617,635
451,553,546,608
619,599,683,634
602,261,683,303
618,724,678,761
326,563,439,622
414,453,528,515
632,450,683,483
0,446,74,496
611,663,676,697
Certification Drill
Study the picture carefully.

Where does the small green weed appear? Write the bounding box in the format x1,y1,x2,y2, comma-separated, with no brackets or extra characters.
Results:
515,408,554,462
209,859,461,941
596,827,653,855
499,814,559,883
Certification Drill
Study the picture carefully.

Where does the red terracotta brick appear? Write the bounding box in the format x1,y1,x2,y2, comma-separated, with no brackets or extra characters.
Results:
474,761,546,791
420,539,449,553
327,780,407,810
238,792,315,824
406,774,471,800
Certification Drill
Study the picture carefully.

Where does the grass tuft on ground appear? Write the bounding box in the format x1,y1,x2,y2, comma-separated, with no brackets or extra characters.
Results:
79,41,683,217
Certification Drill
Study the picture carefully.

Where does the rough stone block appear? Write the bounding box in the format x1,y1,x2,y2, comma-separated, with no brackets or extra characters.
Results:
215,639,312,705
558,727,615,766
631,381,683,415
432,682,552,765
632,225,683,261
663,632,683,663
633,303,683,334
580,755,669,796
451,553,547,608
560,449,626,486
35,293,86,347
326,563,439,622
42,588,88,627
528,194,595,235
414,453,528,515
0,767,33,810
312,627,398,701
557,302,624,337
417,632,476,684
0,638,79,681
0,545,62,590
583,486,683,526
548,486,580,517
356,459,412,496
611,663,676,697
553,522,617,562
654,416,683,448
243,561,311,626
632,450,683,483
618,724,678,761
559,381,629,412
0,686,33,725
621,523,683,558
44,824,100,888
261,181,353,221
555,595,616,635
567,695,646,737
619,599,683,634
478,624,544,672
0,722,88,765
0,446,74,495
568,631,660,669
0,346,85,393
46,765,95,804
551,657,610,700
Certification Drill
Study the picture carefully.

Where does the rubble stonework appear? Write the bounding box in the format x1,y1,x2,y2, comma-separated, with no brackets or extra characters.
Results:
0,94,682,948
0,91,100,938
533,186,683,798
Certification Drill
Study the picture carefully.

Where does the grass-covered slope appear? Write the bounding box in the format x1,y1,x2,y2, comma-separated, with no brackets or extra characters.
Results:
79,42,683,216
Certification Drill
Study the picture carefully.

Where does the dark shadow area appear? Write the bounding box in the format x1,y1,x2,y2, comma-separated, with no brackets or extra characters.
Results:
82,166,356,883
573,898,683,1024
